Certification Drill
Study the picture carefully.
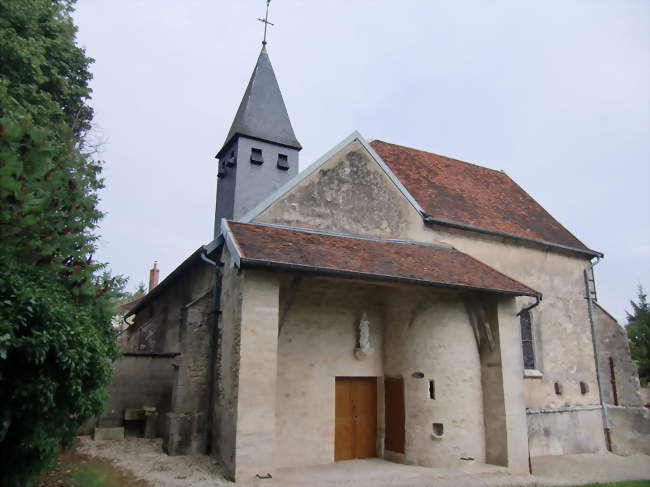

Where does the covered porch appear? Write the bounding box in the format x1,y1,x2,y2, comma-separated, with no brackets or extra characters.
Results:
213,220,541,482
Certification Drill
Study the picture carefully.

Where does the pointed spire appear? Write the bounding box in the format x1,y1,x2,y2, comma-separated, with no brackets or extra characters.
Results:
218,46,301,157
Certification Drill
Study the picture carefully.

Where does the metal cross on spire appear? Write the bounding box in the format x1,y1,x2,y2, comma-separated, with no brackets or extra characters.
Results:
258,0,274,46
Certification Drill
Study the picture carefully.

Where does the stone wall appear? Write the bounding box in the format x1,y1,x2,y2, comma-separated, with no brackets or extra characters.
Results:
212,250,242,476
595,303,643,407
213,260,281,482
527,407,607,456
607,406,650,455
275,277,385,468
382,287,486,468
118,259,216,454
98,354,177,436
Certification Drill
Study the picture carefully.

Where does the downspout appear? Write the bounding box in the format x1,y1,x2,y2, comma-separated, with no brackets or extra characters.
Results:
584,256,611,451
516,294,541,475
200,245,224,454
517,295,542,316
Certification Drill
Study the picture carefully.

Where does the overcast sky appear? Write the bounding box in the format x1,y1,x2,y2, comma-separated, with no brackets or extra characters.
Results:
72,0,649,323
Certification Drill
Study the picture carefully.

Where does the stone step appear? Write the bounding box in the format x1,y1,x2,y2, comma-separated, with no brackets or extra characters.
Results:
92,426,125,441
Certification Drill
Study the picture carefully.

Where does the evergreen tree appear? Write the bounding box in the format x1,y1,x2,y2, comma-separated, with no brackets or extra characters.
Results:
0,1,121,485
626,286,650,386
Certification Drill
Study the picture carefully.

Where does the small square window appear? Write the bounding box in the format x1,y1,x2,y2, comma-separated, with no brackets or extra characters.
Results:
250,147,264,165
277,153,289,170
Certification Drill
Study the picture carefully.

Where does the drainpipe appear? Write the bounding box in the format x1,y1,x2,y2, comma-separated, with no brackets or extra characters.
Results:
517,295,542,316
200,245,224,454
584,257,611,451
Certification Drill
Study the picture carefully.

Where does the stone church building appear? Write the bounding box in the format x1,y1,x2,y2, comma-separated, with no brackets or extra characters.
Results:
109,45,649,482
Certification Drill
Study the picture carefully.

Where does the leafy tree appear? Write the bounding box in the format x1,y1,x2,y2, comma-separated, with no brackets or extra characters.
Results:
0,1,121,485
0,0,93,139
133,281,147,298
626,286,650,386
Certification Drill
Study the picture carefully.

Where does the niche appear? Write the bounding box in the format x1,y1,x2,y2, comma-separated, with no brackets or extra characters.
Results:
412,372,424,379
431,423,444,439
554,381,563,395
429,380,435,400
580,381,589,394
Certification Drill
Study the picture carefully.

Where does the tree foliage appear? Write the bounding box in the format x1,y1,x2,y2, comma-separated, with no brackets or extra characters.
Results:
0,1,121,485
0,0,93,139
626,286,650,386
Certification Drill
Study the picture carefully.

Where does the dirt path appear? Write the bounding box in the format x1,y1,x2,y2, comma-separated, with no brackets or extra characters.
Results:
77,437,230,487
77,436,650,487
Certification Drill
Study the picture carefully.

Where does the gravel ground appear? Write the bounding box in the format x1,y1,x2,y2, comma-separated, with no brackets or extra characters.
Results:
77,436,650,487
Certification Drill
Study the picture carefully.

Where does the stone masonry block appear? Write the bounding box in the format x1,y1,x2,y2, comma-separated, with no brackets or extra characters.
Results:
163,413,193,455
92,427,124,441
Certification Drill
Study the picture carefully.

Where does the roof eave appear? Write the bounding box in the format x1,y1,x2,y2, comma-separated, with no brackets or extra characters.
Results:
422,214,603,259
125,238,224,319
238,256,541,298
216,132,302,159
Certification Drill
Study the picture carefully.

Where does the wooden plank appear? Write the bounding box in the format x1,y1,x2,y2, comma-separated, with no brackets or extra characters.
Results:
352,378,377,459
384,377,405,454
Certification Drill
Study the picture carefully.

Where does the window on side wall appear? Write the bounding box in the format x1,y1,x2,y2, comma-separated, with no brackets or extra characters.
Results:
520,309,536,370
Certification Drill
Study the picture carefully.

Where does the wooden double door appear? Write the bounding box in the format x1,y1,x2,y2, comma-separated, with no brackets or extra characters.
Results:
334,377,377,461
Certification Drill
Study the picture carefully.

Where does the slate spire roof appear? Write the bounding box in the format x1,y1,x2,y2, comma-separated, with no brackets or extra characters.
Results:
218,46,301,157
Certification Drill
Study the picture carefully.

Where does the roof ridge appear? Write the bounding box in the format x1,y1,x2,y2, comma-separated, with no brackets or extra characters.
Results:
371,139,506,176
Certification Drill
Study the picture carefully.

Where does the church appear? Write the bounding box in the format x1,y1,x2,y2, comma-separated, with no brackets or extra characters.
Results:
108,40,649,482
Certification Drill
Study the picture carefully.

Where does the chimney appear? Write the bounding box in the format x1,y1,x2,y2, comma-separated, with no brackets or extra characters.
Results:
148,261,159,293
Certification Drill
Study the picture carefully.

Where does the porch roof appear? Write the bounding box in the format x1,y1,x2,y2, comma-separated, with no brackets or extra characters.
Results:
222,220,541,297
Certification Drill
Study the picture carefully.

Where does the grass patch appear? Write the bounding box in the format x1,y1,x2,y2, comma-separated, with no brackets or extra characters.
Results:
37,449,148,487
575,482,650,487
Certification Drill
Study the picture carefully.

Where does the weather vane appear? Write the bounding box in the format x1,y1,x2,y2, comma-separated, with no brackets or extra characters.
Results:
258,0,274,46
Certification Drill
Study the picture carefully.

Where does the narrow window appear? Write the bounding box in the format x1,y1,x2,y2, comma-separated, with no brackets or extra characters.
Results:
226,150,236,167
520,309,535,369
429,380,435,399
217,157,227,177
277,153,289,170
250,147,264,165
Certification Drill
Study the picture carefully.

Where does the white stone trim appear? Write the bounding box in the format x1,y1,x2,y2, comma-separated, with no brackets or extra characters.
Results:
220,219,242,268
523,369,543,379
526,405,602,415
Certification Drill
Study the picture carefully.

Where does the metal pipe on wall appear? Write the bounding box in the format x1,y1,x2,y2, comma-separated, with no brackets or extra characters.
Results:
200,245,224,454
583,256,611,451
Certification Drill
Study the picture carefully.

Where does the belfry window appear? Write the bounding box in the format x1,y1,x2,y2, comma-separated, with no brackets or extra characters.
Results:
218,157,227,177
226,150,236,167
250,147,264,165
520,309,535,369
277,153,289,170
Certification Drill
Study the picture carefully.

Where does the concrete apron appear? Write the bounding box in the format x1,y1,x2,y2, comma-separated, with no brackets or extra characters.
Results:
262,458,513,487
250,454,650,487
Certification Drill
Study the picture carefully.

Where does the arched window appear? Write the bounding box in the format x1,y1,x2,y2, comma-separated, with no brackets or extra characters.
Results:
520,309,535,369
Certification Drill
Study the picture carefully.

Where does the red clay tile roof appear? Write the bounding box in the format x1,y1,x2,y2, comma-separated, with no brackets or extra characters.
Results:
370,139,596,254
225,221,540,297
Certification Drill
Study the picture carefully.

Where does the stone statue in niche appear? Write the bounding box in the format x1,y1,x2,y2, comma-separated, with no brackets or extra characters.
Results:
354,312,374,361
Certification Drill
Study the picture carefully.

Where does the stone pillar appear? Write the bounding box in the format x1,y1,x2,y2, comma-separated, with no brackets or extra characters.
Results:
234,270,279,480
481,297,530,474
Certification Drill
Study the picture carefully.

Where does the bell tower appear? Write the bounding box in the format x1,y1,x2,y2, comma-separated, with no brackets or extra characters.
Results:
214,45,301,236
